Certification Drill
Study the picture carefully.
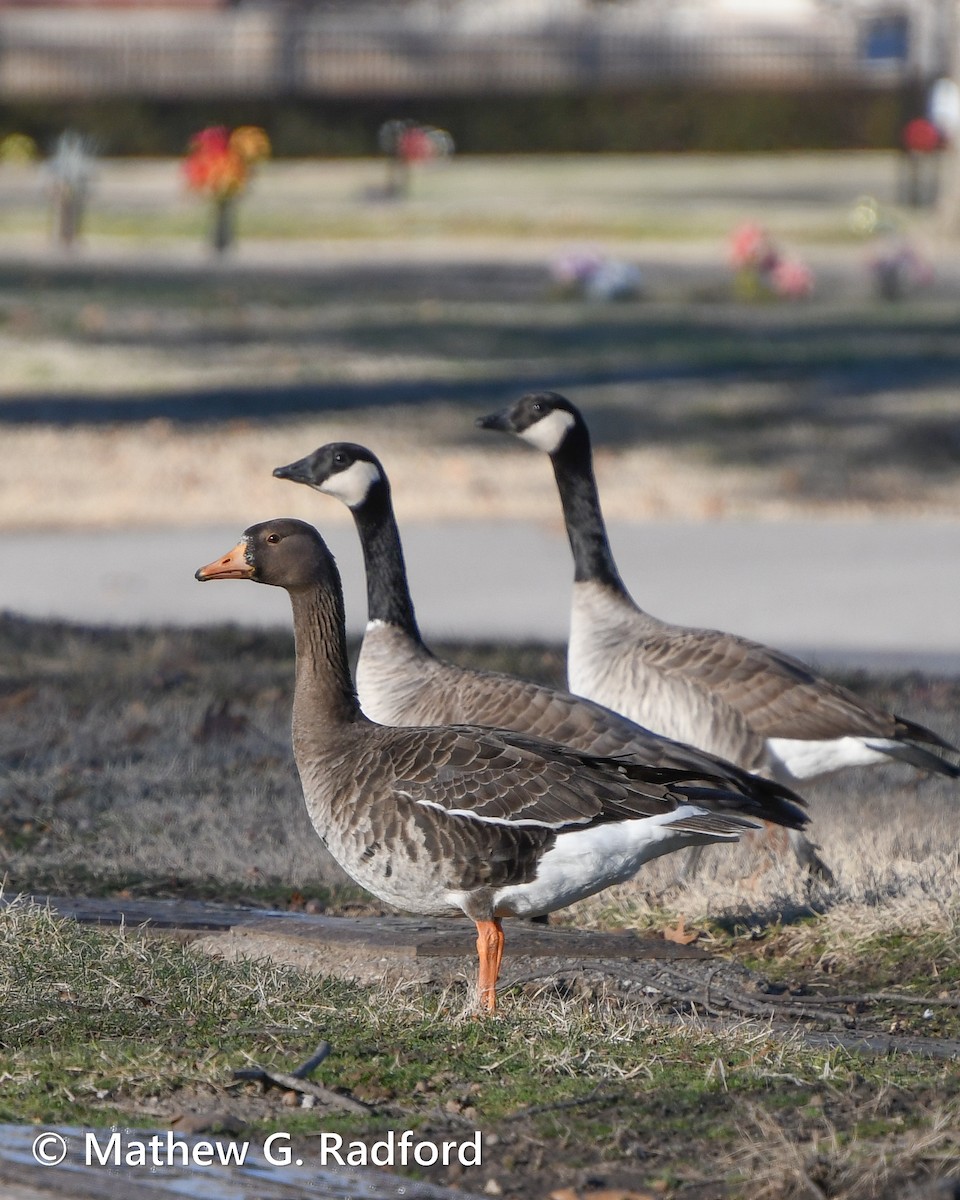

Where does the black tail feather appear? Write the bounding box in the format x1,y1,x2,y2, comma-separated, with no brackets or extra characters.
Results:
876,738,960,779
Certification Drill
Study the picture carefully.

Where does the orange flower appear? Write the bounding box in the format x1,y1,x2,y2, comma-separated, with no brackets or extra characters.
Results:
230,126,271,164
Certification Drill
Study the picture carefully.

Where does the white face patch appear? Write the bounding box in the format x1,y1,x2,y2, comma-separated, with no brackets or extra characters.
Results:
319,459,381,508
518,408,576,454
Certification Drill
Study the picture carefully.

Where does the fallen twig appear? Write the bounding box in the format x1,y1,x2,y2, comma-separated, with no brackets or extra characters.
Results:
610,960,855,1026
231,1040,371,1114
791,991,960,1010
507,1089,624,1121
290,1040,332,1079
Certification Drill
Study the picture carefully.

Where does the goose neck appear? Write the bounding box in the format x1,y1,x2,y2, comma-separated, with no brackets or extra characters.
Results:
551,432,625,593
352,488,423,641
288,585,362,729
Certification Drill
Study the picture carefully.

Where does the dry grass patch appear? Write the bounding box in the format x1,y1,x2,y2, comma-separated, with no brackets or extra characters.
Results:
5,895,960,1199
3,619,960,1195
730,1101,960,1200
5,226,960,529
4,615,960,916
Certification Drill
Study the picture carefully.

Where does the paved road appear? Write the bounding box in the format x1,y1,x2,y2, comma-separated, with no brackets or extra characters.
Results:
2,518,958,673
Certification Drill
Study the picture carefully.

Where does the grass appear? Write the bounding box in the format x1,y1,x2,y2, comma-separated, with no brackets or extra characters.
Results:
4,617,959,907
12,207,819,244
3,896,960,1198
3,618,960,1195
3,153,960,536
5,285,960,532
4,155,960,531
742,915,960,993
0,152,914,245
2,152,960,1195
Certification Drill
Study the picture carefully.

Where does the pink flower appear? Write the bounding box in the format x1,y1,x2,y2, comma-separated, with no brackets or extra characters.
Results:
770,258,814,299
551,250,603,288
397,126,434,164
729,222,777,271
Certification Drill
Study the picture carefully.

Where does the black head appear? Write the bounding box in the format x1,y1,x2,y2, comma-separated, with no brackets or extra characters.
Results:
476,392,583,455
196,518,341,592
274,443,386,509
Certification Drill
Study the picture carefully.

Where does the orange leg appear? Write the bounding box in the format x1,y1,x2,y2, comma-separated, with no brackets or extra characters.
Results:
475,918,505,1014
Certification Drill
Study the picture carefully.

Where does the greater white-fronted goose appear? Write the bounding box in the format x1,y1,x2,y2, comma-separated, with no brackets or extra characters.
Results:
477,392,960,788
273,442,808,821
196,518,807,1012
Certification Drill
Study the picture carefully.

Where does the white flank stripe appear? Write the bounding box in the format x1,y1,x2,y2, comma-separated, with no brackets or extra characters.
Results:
414,798,583,829
766,735,892,779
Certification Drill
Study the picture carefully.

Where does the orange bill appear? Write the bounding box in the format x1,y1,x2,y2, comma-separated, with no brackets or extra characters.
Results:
195,539,254,582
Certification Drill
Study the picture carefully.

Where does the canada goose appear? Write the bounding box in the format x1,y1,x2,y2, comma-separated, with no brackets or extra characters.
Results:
477,392,960,789
196,519,807,1012
273,442,808,819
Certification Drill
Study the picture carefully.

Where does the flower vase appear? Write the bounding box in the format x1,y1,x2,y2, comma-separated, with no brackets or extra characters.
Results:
55,182,86,248
211,195,237,253
386,155,411,199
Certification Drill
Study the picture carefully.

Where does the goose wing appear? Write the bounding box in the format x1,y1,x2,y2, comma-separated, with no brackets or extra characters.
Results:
635,623,953,748
374,724,775,834
442,660,806,809
339,724,796,900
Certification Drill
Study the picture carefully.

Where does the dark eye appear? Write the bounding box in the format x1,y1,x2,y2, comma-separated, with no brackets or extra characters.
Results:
333,451,347,467
266,533,280,544
532,401,543,414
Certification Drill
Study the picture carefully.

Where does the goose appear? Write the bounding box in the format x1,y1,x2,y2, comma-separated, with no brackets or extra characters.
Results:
477,391,960,792
272,442,808,822
196,518,807,1012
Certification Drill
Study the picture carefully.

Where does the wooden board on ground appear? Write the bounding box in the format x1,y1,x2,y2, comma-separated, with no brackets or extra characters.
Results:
9,893,709,963
0,1123,482,1200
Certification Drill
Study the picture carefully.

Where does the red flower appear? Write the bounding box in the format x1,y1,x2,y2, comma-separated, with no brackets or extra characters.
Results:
902,118,941,154
183,126,249,199
189,126,231,155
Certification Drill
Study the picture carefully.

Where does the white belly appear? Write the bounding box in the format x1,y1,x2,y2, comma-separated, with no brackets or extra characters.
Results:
449,808,738,920
766,735,892,781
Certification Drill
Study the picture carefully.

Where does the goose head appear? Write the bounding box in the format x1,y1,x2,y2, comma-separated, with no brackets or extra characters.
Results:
274,444,385,510
196,518,339,592
477,392,584,456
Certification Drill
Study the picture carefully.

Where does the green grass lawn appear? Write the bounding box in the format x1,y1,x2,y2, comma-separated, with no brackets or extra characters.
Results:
0,152,920,245
3,897,960,1199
